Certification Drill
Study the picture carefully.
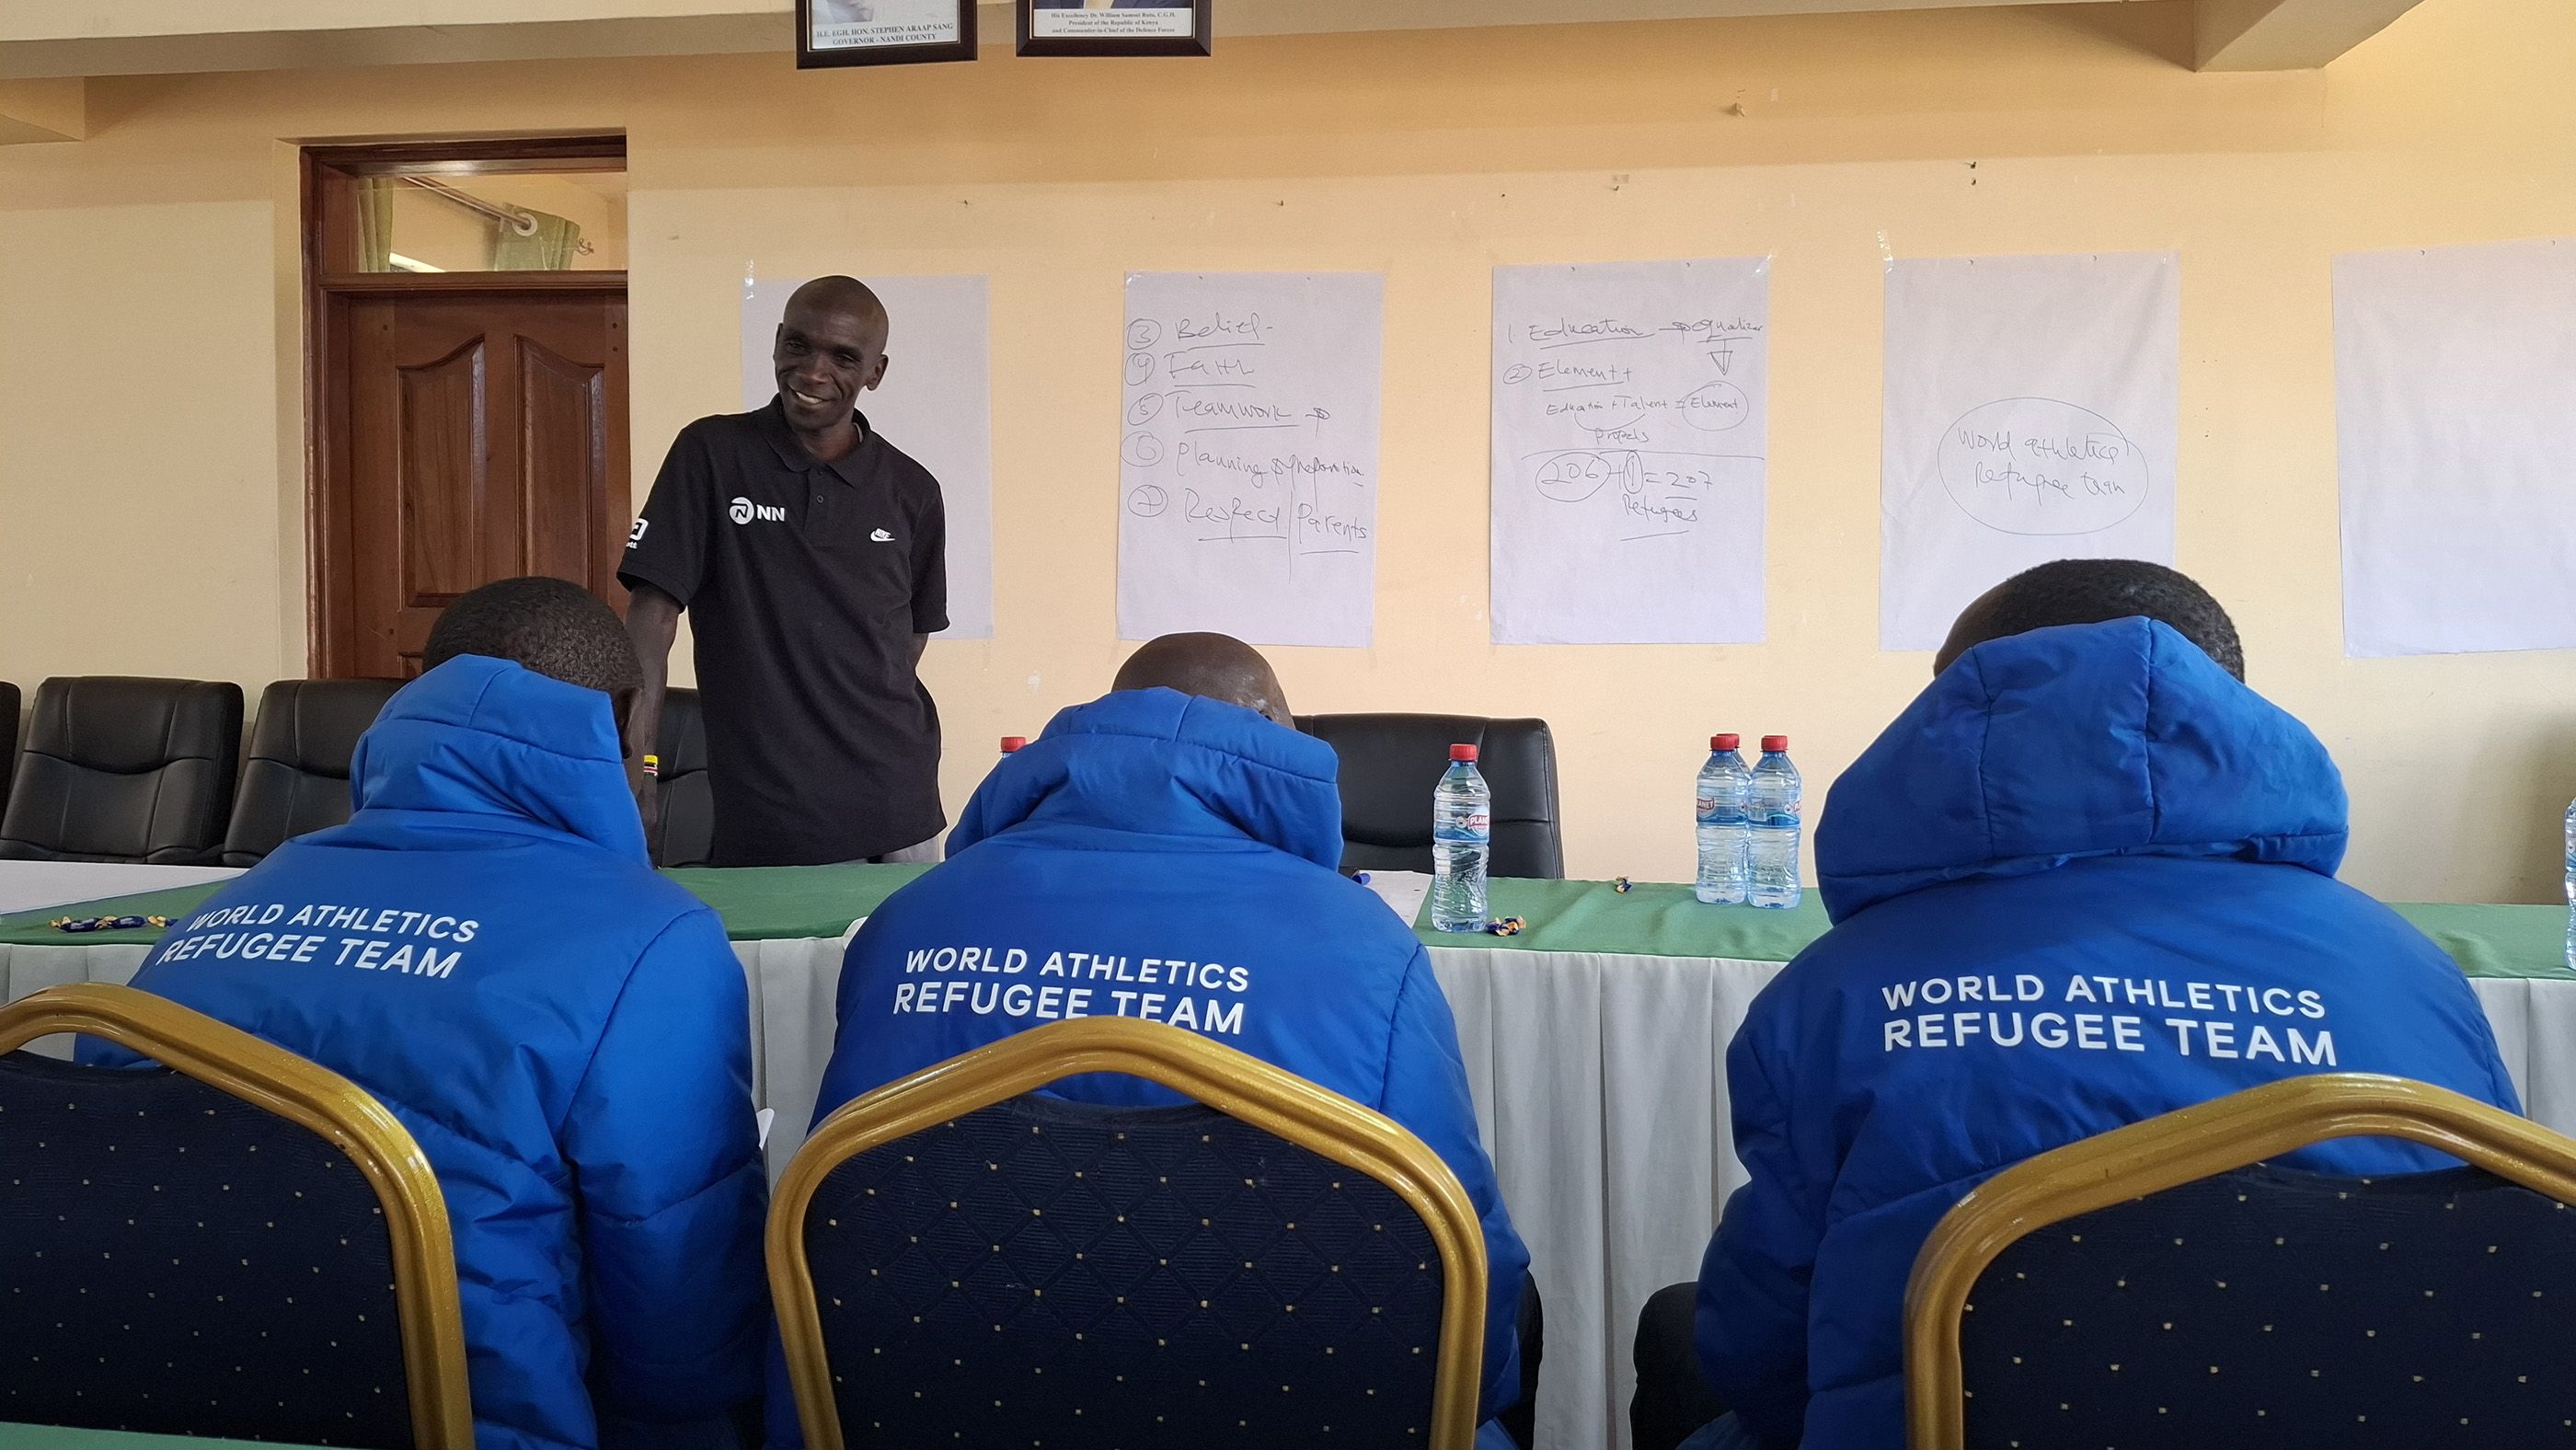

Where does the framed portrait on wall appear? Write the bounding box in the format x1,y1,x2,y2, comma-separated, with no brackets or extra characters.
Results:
1018,0,1213,58
797,0,977,67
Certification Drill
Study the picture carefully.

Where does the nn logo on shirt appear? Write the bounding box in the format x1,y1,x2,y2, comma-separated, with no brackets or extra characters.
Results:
729,497,787,525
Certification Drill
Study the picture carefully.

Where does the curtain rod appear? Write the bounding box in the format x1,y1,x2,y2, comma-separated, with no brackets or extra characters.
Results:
397,175,597,257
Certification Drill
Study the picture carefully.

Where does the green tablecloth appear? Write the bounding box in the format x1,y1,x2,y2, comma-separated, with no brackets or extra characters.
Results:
0,866,2565,980
0,1429,312,1450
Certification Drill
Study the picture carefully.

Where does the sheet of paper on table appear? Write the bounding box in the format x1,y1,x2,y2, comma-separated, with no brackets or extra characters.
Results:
1359,870,1434,928
1490,258,1771,644
1880,251,2180,651
0,862,243,917
1117,270,1386,647
741,273,995,639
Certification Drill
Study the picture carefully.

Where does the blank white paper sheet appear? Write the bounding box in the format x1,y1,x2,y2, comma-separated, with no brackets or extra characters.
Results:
1489,259,1770,645
2335,237,2576,658
1117,271,1385,647
741,274,995,639
1880,252,2180,652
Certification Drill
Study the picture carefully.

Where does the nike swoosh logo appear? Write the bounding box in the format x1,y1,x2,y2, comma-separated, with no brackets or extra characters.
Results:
870,529,894,543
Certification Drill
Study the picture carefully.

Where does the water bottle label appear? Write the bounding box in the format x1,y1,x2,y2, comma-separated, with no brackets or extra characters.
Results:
1695,794,1717,817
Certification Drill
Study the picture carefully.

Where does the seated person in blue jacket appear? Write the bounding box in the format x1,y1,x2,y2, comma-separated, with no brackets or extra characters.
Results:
1663,560,2520,1450
794,631,1535,1447
87,577,768,1450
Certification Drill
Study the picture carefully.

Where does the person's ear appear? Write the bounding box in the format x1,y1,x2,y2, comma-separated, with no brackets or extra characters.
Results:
865,353,891,393
611,686,644,763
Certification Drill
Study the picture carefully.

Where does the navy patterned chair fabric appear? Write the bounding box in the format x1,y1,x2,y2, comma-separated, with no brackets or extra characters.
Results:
0,984,472,1447
799,1094,1448,1448
0,1052,415,1444
1917,1076,2576,1450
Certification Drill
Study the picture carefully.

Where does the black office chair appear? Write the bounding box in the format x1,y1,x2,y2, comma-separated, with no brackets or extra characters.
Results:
1294,714,1564,879
0,676,243,865
221,678,401,867
1908,1074,2576,1450
653,687,714,869
770,1017,1491,1450
0,984,474,1447
0,680,18,825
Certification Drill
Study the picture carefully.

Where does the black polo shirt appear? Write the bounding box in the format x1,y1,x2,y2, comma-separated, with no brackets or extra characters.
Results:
621,398,948,866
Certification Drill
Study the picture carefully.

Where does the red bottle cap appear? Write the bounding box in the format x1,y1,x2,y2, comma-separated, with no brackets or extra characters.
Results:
1450,743,1479,762
1762,735,1789,753
1000,736,1028,753
1712,734,1740,751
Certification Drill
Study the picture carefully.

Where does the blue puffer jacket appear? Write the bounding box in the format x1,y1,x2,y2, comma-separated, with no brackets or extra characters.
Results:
89,658,768,1450
799,686,1531,1437
1695,619,2520,1450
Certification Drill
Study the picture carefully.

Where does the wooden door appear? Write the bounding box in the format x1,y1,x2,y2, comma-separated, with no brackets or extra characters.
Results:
334,292,627,678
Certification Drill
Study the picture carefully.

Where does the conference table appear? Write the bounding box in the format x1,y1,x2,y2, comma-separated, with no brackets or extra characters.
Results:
3,862,2570,1450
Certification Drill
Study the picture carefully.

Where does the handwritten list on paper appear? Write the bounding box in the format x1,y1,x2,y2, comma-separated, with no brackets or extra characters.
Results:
1117,272,1384,646
1490,259,1770,644
1880,252,2180,652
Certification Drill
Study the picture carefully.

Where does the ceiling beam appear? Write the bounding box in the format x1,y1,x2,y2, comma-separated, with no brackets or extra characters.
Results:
2195,0,2428,71
0,76,83,144
0,0,2134,80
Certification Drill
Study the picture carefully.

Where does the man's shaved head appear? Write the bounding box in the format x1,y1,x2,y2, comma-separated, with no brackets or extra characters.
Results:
785,275,889,346
775,276,891,443
1113,633,1292,727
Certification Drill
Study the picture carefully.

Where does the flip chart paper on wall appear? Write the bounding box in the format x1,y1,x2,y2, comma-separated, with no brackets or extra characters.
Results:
1489,259,1769,645
740,275,995,639
1117,271,1384,647
1879,252,2179,652
2335,238,2576,658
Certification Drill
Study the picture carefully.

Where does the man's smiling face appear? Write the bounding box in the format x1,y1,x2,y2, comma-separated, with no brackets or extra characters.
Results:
774,295,888,433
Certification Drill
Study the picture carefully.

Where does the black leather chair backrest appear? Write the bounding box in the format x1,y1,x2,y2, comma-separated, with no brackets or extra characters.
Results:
0,1049,416,1446
222,678,401,867
653,687,713,869
0,676,243,865
1294,713,1564,879
1958,1162,2576,1447
801,1095,1449,1448
0,680,18,824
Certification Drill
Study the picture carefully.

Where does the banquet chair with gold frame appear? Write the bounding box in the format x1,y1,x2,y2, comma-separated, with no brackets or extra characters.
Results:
1905,1072,2576,1450
768,1015,1489,1450
0,983,474,1448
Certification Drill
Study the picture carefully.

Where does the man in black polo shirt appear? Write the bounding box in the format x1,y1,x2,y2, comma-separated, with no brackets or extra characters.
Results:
621,275,949,867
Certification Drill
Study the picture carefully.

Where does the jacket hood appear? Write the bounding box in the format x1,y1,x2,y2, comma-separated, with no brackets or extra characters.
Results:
347,655,648,862
950,687,1344,869
1817,617,2347,922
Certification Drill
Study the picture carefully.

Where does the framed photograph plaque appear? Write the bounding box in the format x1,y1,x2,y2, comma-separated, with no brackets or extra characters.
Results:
1018,0,1213,58
798,0,977,67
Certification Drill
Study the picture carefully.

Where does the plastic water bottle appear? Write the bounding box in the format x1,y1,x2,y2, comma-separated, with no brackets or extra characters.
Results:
2564,798,2575,972
1696,734,1752,904
1431,744,1492,933
1000,735,1027,759
1747,736,1803,910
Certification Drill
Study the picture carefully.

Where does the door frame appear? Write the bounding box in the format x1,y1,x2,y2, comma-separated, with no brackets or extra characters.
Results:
302,135,628,677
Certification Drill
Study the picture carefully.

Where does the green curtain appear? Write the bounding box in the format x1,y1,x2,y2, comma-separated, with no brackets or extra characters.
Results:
490,208,582,270
355,177,395,272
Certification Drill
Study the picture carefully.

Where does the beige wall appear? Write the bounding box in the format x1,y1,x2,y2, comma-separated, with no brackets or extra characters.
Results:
2,0,2570,901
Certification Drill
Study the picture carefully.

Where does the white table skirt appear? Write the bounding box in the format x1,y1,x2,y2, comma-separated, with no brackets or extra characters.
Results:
4,937,2565,1450
0,862,240,916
